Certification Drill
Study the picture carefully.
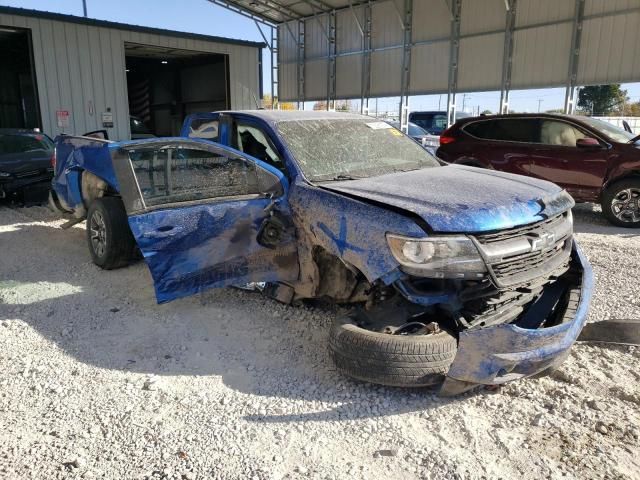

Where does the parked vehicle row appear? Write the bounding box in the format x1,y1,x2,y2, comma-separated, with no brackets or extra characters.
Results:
436,113,640,227
0,128,54,199
49,110,592,395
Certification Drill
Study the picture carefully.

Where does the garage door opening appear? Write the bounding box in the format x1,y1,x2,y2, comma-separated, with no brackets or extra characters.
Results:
125,43,229,138
0,27,40,130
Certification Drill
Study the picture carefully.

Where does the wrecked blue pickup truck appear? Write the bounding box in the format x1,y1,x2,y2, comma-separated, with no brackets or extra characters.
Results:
49,111,592,394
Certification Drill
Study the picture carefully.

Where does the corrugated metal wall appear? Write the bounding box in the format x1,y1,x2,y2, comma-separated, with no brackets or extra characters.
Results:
278,0,640,102
0,11,261,140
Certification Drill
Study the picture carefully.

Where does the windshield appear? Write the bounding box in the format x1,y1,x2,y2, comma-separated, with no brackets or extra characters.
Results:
277,119,440,182
578,117,635,143
0,134,53,155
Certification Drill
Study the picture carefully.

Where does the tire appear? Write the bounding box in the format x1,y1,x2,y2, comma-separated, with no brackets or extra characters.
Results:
86,197,136,269
601,178,640,227
329,315,458,387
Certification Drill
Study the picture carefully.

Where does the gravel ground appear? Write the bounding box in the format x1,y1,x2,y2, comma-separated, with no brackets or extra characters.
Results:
0,203,639,480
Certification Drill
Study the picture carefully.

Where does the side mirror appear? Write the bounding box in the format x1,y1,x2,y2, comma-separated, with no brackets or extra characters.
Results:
576,137,601,148
256,165,285,199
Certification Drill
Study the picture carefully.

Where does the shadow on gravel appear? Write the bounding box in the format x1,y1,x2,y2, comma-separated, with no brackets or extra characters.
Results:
572,203,640,237
0,210,489,423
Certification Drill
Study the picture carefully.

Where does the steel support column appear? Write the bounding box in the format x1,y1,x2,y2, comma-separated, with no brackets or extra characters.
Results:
398,0,413,132
326,10,337,110
446,0,462,127
297,20,306,109
564,0,585,114
255,22,279,109
499,0,517,114
271,26,279,108
359,3,372,114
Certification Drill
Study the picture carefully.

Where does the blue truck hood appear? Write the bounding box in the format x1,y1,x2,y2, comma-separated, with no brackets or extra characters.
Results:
321,165,574,233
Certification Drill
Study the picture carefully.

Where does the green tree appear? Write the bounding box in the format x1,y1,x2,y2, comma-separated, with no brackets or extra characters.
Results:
577,85,628,115
481,109,493,115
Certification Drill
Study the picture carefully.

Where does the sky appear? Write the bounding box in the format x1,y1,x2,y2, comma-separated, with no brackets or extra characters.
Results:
3,0,640,114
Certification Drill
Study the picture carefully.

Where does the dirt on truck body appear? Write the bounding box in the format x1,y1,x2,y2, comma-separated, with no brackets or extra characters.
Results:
49,111,593,394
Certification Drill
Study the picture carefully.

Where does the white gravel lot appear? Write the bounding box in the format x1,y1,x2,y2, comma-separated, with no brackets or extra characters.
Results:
0,203,639,480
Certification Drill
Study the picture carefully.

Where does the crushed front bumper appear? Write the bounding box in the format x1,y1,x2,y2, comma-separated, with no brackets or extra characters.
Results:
440,240,593,395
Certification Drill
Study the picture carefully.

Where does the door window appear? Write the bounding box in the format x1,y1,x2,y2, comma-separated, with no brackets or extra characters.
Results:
464,119,539,143
128,147,260,207
234,123,285,172
187,118,219,141
540,120,587,147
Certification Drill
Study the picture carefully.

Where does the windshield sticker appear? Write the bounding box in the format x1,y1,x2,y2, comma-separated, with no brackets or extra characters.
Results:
365,122,393,130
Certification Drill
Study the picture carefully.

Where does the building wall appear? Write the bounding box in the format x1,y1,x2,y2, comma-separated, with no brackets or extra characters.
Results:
0,11,261,140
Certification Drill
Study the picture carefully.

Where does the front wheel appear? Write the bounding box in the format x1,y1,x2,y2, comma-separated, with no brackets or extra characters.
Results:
86,197,136,269
601,179,640,227
329,314,458,387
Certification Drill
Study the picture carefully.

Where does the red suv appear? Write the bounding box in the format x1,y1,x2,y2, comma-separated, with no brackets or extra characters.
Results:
436,114,640,227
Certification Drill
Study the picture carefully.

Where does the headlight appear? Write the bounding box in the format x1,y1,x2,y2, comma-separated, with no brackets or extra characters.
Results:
386,234,486,278
0,172,11,178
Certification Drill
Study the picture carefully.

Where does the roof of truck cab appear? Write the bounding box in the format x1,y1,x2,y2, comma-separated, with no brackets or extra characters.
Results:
222,110,370,123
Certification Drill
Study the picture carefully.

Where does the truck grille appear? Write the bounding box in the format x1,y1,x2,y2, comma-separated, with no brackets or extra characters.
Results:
14,169,43,179
474,213,572,288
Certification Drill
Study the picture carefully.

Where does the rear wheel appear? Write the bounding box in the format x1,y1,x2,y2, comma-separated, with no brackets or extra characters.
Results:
329,313,458,387
601,179,640,227
86,197,136,269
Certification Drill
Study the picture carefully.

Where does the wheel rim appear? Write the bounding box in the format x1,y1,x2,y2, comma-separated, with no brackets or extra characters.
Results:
611,187,640,223
90,211,107,257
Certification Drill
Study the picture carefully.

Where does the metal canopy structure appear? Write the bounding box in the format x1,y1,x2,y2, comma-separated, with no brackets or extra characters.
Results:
213,0,640,120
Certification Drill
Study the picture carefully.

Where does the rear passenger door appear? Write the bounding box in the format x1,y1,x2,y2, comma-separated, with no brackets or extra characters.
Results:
110,139,299,303
462,118,539,177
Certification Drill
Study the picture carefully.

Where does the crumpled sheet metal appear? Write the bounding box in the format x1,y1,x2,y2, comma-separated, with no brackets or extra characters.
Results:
323,165,575,233
128,198,299,304
441,241,593,393
289,182,425,285
52,138,118,210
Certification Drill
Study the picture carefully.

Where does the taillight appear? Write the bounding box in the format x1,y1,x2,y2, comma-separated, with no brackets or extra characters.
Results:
51,150,56,169
439,127,456,145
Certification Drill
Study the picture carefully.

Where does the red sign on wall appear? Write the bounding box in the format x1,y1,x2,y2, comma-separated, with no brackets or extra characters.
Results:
56,110,70,128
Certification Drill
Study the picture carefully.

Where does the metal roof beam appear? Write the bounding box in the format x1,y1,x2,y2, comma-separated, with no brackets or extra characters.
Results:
209,0,278,25
211,0,302,23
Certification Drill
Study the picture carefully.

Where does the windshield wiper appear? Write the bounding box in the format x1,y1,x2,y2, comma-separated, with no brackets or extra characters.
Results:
628,134,640,144
320,174,365,181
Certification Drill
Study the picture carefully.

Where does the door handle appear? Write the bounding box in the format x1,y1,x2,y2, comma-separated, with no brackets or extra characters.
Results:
141,225,181,239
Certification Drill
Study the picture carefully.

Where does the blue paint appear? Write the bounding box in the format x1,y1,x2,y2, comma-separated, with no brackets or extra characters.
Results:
394,280,457,307
52,137,119,210
52,111,595,387
444,241,593,385
289,181,425,283
128,198,299,303
321,165,574,233
317,217,365,256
